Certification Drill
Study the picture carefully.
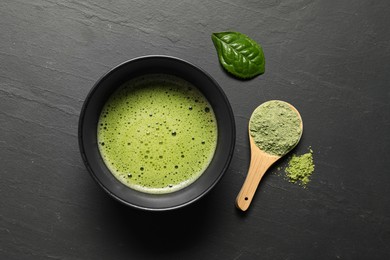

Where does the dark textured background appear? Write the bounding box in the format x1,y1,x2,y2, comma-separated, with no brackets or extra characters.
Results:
1,0,389,259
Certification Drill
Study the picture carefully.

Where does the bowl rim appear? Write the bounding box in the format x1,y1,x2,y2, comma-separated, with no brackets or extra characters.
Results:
78,55,236,211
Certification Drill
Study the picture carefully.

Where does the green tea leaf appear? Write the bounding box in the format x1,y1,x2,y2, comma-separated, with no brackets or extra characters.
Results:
211,31,265,79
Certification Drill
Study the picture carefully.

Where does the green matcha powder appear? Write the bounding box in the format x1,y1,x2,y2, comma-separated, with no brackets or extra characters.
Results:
249,100,302,156
285,148,315,187
249,100,315,187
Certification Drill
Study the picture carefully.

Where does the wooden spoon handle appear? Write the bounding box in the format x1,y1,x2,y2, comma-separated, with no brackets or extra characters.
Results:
236,151,277,211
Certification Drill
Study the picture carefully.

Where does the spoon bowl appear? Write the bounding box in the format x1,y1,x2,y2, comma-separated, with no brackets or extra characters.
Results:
236,100,303,211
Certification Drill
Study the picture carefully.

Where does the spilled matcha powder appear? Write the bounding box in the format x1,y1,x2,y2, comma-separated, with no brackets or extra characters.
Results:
249,100,302,156
285,148,315,186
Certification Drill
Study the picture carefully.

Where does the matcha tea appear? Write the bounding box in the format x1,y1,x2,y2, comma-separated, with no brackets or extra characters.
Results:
97,74,218,194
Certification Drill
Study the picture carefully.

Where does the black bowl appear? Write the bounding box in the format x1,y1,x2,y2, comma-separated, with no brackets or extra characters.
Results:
78,55,235,211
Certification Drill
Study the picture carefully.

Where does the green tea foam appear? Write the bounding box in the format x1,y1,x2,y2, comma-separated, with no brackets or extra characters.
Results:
97,74,218,194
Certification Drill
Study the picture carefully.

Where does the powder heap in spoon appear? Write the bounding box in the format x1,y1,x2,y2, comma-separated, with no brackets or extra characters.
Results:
249,100,302,156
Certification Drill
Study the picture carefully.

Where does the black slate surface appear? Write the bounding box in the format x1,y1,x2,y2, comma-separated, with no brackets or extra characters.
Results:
1,0,389,259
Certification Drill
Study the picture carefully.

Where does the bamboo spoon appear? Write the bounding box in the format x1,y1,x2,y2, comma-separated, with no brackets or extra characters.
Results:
236,101,303,211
